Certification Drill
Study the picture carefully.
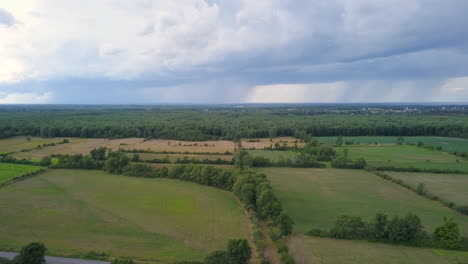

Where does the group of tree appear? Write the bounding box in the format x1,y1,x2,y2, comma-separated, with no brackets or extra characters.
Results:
2,106,468,140
204,239,251,264
330,149,367,169
308,212,463,250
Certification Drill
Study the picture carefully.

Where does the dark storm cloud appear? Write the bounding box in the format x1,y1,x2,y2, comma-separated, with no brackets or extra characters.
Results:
1,0,468,103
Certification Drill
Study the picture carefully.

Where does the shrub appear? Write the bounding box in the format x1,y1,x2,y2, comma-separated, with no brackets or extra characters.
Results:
205,251,230,264
433,218,462,249
14,242,46,264
111,258,134,264
0,257,12,264
329,215,368,239
227,239,251,264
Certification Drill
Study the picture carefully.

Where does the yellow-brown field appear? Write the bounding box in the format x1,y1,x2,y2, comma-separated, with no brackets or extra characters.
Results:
240,137,304,149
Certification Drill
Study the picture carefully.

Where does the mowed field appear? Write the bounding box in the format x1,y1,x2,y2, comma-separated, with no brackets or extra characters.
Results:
241,137,305,149
338,145,468,172
0,169,250,263
263,168,468,236
246,150,297,161
0,136,68,154
9,138,236,159
0,163,43,183
385,171,468,206
288,235,468,264
127,152,233,162
319,136,468,153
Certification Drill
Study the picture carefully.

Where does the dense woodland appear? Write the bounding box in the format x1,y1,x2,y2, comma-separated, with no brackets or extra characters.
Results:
1,105,468,140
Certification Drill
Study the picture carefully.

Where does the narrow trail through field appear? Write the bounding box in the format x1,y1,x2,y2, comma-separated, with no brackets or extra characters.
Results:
260,222,280,264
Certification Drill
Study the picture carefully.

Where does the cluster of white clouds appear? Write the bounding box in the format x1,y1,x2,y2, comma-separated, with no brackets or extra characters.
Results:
0,0,467,103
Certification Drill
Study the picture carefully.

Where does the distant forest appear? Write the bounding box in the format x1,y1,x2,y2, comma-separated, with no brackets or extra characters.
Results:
1,104,468,140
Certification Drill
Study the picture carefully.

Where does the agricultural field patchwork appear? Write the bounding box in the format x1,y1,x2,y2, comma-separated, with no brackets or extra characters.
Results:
288,235,468,264
241,137,305,149
126,152,233,162
319,136,468,154
385,171,468,207
337,145,468,172
263,168,468,235
11,138,236,160
0,163,43,184
0,169,250,263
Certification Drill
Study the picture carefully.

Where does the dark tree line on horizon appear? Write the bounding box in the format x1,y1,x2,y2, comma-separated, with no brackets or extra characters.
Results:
1,107,468,140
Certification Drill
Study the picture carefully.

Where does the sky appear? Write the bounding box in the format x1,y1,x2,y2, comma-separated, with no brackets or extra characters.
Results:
1,0,468,104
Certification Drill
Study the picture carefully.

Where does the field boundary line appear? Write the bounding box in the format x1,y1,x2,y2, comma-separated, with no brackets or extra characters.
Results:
369,170,468,217
0,168,48,189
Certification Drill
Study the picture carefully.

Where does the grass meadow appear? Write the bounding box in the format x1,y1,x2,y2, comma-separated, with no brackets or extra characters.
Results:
0,169,250,263
288,235,468,264
318,136,468,154
0,136,68,154
337,145,468,172
385,171,468,206
262,168,468,236
0,163,43,183
246,150,297,161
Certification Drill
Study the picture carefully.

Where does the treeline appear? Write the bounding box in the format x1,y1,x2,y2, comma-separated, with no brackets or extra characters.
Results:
308,212,465,250
1,107,468,140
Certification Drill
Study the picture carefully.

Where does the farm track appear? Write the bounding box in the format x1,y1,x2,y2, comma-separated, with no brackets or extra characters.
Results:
0,251,110,264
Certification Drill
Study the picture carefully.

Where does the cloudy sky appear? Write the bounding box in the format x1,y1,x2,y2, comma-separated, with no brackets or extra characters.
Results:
1,0,468,104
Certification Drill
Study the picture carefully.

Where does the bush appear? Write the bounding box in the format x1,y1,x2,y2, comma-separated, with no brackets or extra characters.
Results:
387,213,425,244
0,257,12,264
204,251,230,264
227,239,251,264
433,219,462,249
329,215,368,239
306,229,328,237
14,242,46,264
111,258,134,264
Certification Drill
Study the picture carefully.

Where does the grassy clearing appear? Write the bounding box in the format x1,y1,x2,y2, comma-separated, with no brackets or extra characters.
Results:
246,150,297,162
319,136,468,153
0,169,250,263
263,168,468,236
385,171,468,206
241,137,305,149
0,136,67,154
0,163,43,183
288,235,468,264
337,145,468,172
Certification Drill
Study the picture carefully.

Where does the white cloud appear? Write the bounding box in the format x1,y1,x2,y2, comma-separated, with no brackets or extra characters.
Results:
0,92,53,104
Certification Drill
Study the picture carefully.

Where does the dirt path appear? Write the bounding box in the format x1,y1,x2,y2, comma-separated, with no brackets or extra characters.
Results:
260,222,281,264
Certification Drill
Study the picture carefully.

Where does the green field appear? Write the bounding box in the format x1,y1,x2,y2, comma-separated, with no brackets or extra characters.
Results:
0,163,43,183
0,136,66,154
0,169,250,263
385,171,468,207
289,235,468,264
246,150,297,161
263,168,468,235
338,145,468,172
319,136,468,154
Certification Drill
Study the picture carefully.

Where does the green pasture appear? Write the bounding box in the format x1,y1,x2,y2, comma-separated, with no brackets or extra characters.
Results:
0,163,43,183
385,171,468,207
246,150,297,161
0,136,64,154
263,168,468,235
318,136,468,154
0,169,250,263
337,145,468,172
289,235,468,264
